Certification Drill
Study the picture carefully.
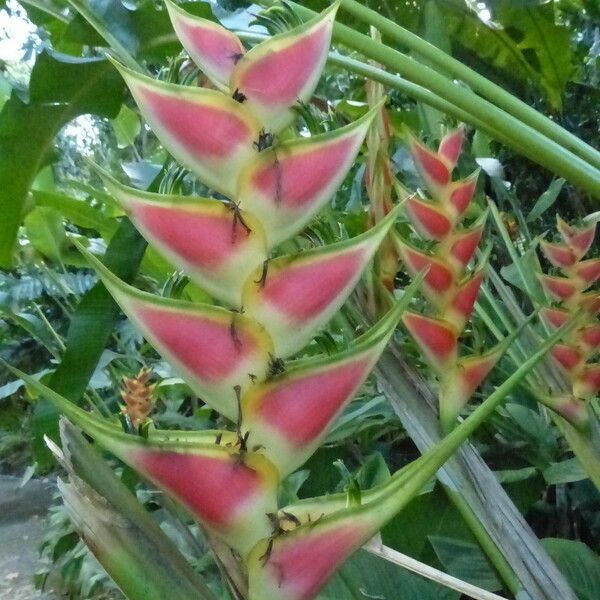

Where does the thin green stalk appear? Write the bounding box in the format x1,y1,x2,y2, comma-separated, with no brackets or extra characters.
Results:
477,282,547,389
444,487,519,595
328,21,600,197
326,53,538,169
327,53,479,125
479,283,523,351
82,391,105,417
474,301,542,392
340,0,600,171
87,387,113,419
488,200,541,303
33,302,66,353
257,1,600,197
474,301,504,340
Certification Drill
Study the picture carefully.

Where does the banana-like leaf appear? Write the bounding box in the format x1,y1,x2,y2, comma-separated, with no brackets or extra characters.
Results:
110,59,261,198
237,106,378,247
229,3,338,131
242,275,423,476
94,165,267,308
79,245,273,420
243,205,401,357
164,0,244,90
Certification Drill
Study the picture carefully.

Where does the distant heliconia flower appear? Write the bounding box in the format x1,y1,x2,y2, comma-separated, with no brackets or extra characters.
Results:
395,130,503,432
538,217,600,426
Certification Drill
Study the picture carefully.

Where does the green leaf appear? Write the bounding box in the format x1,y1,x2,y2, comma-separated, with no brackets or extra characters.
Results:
500,244,545,302
354,451,391,490
319,549,458,600
111,104,141,148
543,458,588,485
0,74,11,110
541,538,600,600
526,178,565,222
429,536,502,592
64,0,216,63
24,206,66,264
33,218,146,468
493,466,538,484
0,307,59,357
442,0,575,109
48,219,146,401
0,50,124,267
33,190,118,238
382,485,476,564
0,368,53,400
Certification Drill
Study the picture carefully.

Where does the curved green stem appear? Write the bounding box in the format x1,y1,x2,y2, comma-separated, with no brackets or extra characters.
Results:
257,1,600,198
328,17,600,198
344,61,539,170
444,487,519,595
340,0,600,171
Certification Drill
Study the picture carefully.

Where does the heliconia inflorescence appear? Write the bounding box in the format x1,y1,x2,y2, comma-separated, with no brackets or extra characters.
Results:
394,131,504,432
538,217,600,427
36,3,434,598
